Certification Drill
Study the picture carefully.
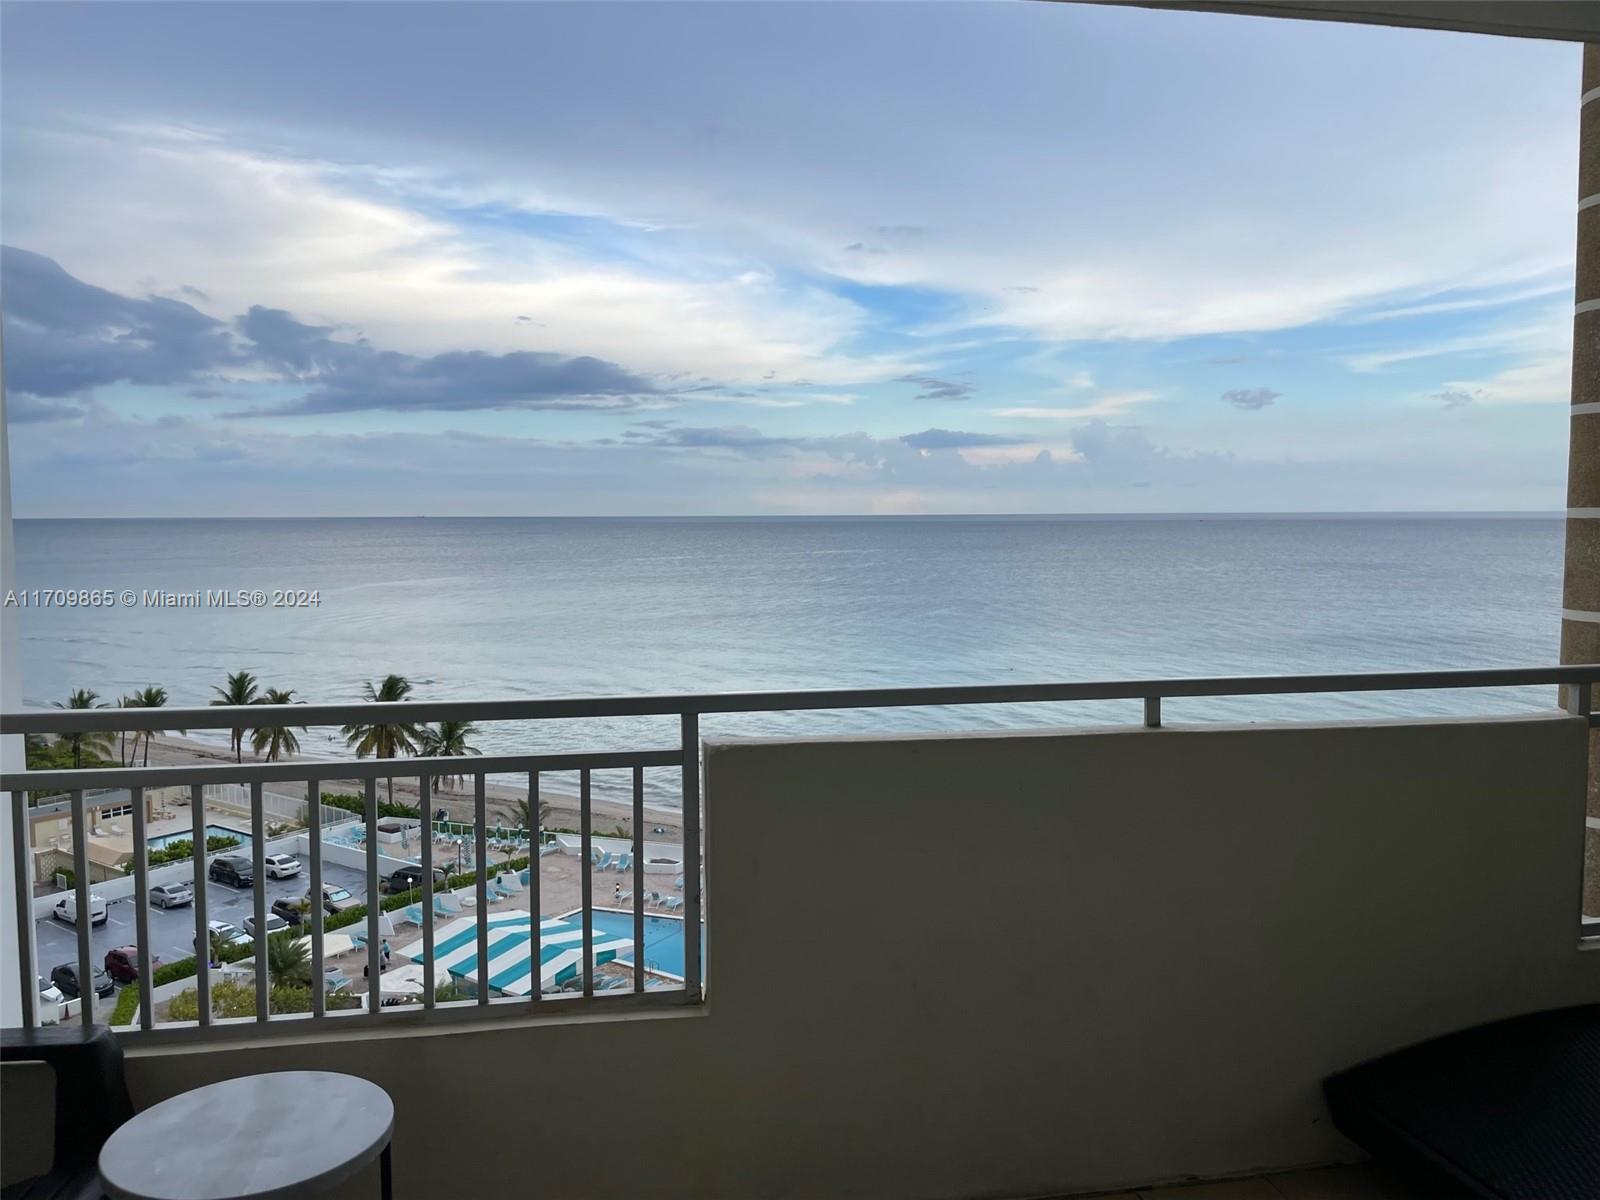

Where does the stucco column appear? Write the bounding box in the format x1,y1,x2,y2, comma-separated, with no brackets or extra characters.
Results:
1560,45,1600,919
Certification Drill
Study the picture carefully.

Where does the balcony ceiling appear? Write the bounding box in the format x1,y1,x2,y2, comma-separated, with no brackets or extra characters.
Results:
1077,1,1600,43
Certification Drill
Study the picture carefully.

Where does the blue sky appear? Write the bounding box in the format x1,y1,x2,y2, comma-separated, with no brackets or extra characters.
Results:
0,1,1583,515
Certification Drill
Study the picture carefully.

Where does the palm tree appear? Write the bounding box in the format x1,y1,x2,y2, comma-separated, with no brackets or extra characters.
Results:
126,685,173,768
415,720,481,791
211,670,259,762
341,675,420,807
52,688,113,769
511,795,552,839
264,929,310,988
250,688,304,762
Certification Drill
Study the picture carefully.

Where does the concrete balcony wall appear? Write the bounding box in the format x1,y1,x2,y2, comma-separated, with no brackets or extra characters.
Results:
114,715,1598,1199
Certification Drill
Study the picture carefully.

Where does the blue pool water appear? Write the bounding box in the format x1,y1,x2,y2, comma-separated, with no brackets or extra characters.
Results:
584,909,703,980
148,825,251,851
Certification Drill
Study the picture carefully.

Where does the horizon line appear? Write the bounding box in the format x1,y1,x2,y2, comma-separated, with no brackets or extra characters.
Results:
10,509,1571,521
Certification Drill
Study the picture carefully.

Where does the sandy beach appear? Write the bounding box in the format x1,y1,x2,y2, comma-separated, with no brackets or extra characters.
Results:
137,733,686,845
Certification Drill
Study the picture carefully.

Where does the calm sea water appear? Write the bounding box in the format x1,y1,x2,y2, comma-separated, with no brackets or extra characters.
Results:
11,516,1567,802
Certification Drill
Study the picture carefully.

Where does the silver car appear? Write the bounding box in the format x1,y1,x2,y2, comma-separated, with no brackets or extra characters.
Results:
149,881,194,909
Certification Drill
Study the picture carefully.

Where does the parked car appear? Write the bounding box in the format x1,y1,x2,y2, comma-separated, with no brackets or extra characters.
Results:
317,884,359,914
149,881,194,909
208,855,253,888
270,896,308,926
52,893,108,926
51,962,115,999
243,911,290,938
194,920,249,954
263,854,302,880
103,946,150,985
381,864,447,894
35,976,63,1024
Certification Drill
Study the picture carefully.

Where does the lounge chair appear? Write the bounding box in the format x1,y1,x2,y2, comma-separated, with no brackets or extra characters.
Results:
498,872,524,893
617,891,632,905
594,851,614,871
614,853,632,873
674,876,684,890
401,904,425,926
435,894,460,917
539,845,560,858
664,896,683,911
519,868,532,885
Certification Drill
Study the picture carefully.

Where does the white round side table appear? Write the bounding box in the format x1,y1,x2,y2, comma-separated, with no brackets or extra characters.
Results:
99,1071,394,1200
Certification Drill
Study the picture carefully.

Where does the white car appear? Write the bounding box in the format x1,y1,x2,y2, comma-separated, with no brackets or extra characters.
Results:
194,920,250,953
242,911,290,938
53,893,109,926
36,976,64,1025
263,854,302,880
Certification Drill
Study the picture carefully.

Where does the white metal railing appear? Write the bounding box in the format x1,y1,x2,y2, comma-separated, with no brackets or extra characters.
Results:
3,665,1597,1041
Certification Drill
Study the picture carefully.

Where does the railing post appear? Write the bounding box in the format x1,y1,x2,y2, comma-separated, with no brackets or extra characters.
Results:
1144,697,1162,728
474,773,489,1007
580,769,593,998
632,765,645,993
308,780,324,1019
189,782,209,1028
364,778,381,1017
250,781,268,1022
420,777,435,1008
11,791,36,1028
682,712,702,1003
528,770,540,1004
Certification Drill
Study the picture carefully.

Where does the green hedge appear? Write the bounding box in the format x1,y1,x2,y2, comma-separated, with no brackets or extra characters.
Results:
134,833,241,871
168,978,361,1021
320,792,420,820
109,984,140,1026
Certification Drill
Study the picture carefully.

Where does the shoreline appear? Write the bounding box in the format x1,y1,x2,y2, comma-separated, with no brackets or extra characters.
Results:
138,734,686,844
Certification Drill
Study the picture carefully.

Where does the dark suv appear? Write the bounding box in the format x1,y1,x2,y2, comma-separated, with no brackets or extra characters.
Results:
208,854,253,888
270,896,308,926
381,865,447,894
51,962,115,999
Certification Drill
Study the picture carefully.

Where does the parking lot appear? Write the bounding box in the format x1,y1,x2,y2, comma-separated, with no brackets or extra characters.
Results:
35,857,370,985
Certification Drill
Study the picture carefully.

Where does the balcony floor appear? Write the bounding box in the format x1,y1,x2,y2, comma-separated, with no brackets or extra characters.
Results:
1075,1161,1472,1199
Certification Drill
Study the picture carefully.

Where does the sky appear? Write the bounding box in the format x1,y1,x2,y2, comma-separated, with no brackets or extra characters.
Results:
0,1,1584,516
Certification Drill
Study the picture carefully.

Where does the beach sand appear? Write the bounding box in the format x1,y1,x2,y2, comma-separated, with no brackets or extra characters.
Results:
138,733,686,845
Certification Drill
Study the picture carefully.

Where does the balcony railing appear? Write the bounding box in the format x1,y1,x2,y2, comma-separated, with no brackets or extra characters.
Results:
3,665,1597,1042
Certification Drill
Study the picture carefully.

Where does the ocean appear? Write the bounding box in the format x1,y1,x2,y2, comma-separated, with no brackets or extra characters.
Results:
9,515,1568,802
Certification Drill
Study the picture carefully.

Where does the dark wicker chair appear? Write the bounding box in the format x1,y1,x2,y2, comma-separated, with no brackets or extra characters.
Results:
1,1025,134,1200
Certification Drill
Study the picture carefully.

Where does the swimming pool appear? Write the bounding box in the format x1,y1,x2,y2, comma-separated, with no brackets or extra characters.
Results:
582,909,703,981
148,825,251,851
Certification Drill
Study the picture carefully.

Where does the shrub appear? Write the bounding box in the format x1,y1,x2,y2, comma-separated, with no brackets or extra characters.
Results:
166,979,361,1021
136,833,241,870
149,938,254,989
109,984,140,1027
320,792,419,820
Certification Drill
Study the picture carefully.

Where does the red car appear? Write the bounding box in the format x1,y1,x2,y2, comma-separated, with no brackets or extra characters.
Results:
103,946,151,985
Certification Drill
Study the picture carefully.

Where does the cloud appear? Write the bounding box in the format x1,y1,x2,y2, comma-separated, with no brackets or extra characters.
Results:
994,391,1157,420
899,428,1026,450
1222,387,1279,410
6,395,96,423
3,248,665,416
1432,389,1477,409
2,125,894,386
897,374,976,402
1,245,240,397
229,304,660,416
